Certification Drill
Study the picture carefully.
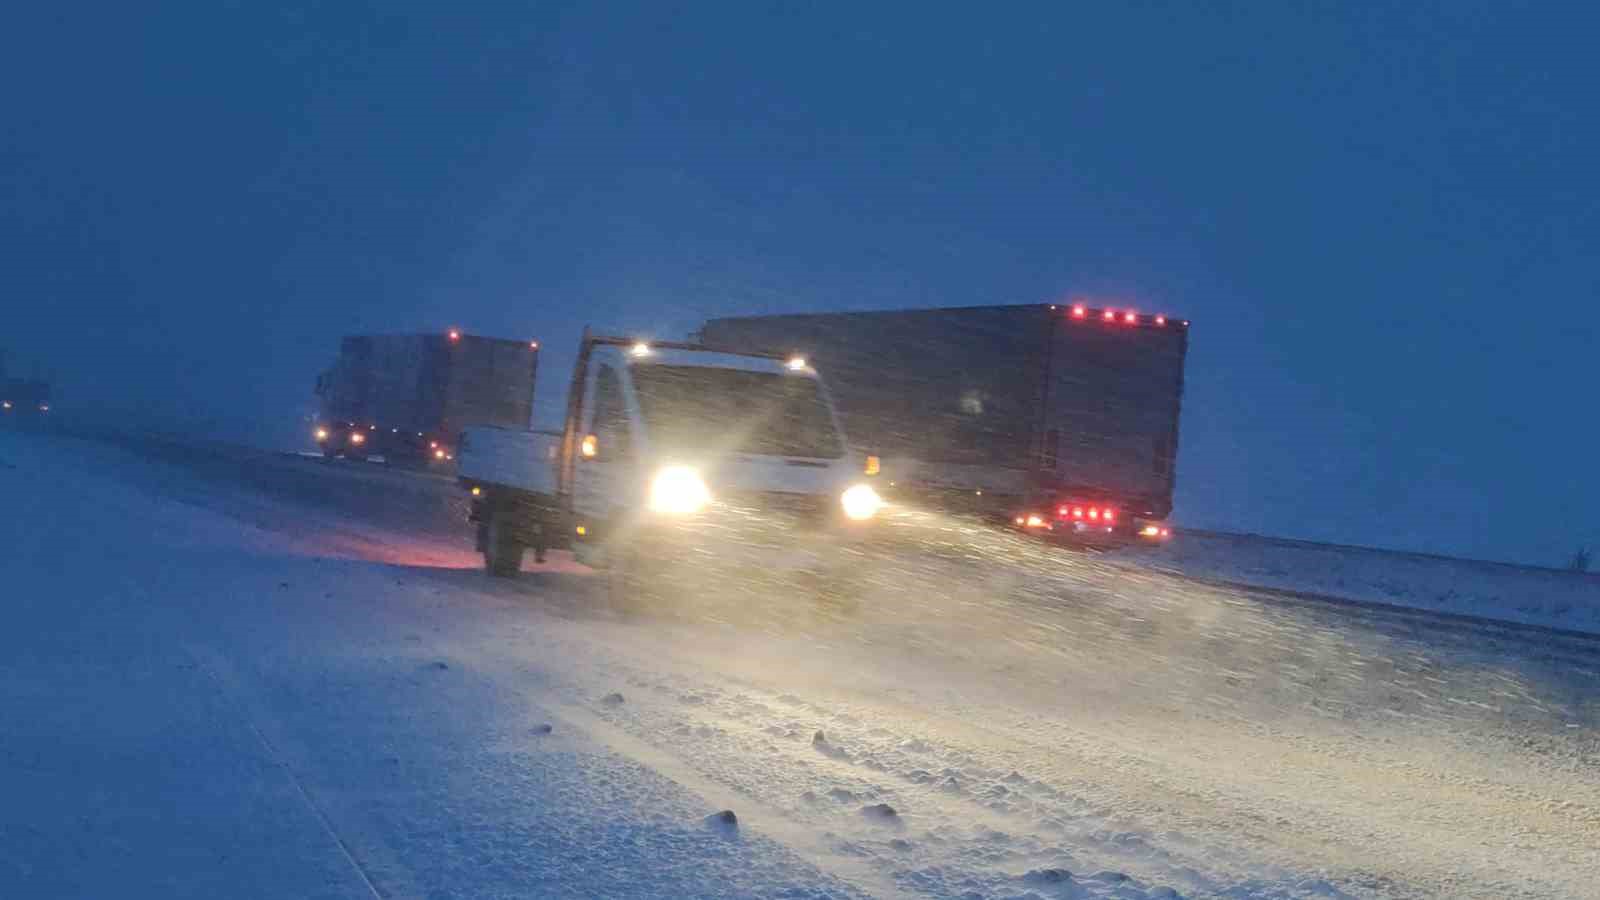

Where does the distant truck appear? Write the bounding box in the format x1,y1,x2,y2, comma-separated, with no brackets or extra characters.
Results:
313,330,538,464
0,351,52,418
699,303,1189,541
0,379,51,418
456,331,883,584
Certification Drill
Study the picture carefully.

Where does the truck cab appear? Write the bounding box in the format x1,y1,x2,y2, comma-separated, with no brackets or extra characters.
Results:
458,334,883,580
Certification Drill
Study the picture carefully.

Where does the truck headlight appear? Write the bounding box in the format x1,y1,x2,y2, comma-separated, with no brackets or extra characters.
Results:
840,484,883,521
649,466,710,514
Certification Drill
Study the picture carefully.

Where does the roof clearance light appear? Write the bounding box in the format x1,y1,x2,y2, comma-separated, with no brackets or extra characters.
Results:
787,356,807,371
1102,310,1115,321
1155,315,1166,326
1124,312,1137,323
448,329,461,341
1072,305,1087,318
631,342,651,357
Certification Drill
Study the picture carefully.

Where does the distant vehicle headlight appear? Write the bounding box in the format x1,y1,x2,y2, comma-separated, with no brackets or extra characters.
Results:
350,431,366,445
315,427,329,441
840,484,883,521
649,466,710,515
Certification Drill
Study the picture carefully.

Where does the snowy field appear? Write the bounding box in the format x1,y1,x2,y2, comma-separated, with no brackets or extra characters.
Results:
3,429,1598,899
1114,532,1600,636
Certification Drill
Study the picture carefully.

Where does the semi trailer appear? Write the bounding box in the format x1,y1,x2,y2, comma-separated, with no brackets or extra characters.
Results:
313,330,538,464
699,303,1189,541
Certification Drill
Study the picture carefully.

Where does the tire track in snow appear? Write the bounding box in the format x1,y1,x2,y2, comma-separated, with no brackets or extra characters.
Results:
184,643,403,900
537,696,928,900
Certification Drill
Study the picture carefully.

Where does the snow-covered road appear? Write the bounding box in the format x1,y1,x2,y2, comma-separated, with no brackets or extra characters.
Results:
3,430,1597,898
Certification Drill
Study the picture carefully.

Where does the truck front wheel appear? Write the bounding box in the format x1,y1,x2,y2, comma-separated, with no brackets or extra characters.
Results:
484,510,524,578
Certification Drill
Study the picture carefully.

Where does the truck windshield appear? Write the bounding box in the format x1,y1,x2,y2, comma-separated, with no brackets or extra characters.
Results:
630,365,843,459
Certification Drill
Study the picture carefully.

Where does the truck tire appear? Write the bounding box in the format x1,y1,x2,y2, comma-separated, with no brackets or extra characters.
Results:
484,511,523,578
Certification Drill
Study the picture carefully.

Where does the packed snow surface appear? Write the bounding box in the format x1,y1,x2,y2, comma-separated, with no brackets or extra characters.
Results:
2,430,1597,899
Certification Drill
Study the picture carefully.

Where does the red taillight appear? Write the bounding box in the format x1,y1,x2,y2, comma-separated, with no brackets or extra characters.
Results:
1072,507,1083,518
1154,315,1166,326
1104,509,1115,523
1058,505,1069,516
1102,310,1115,321
1123,312,1137,323
1089,507,1100,520
1072,305,1087,318
448,329,461,341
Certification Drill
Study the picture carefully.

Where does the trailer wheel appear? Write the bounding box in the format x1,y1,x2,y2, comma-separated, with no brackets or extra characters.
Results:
484,511,524,578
